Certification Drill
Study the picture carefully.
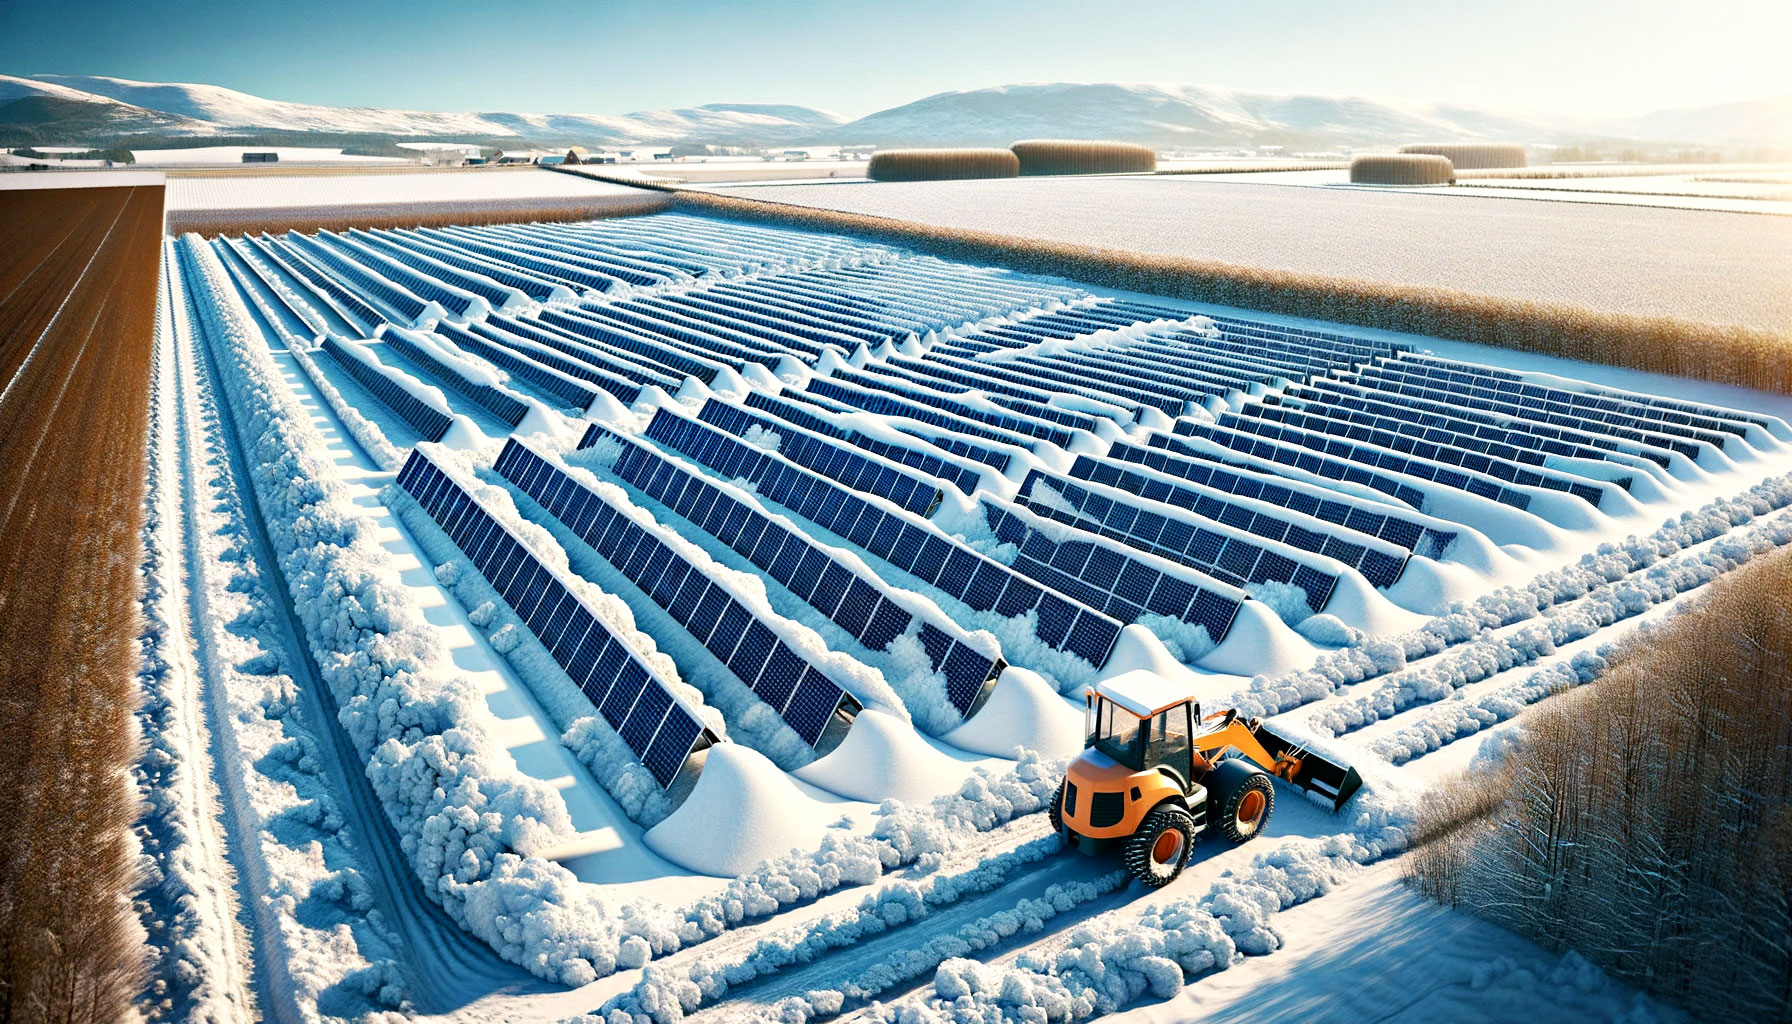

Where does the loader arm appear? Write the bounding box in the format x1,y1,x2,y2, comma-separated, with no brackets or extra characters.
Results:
1193,713,1363,810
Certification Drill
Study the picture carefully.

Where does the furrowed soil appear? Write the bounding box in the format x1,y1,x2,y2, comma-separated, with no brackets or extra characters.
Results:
0,183,166,1024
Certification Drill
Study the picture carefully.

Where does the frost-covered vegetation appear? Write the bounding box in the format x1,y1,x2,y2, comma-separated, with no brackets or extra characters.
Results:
1407,546,1792,1021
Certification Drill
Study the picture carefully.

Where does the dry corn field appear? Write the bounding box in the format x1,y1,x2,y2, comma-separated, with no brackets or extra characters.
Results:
0,184,165,1024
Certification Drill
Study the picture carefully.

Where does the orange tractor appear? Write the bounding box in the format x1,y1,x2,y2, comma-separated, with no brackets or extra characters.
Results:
1051,671,1362,887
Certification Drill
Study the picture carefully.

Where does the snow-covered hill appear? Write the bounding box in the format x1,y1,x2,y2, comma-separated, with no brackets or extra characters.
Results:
827,81,1572,148
24,74,846,144
6,73,1783,149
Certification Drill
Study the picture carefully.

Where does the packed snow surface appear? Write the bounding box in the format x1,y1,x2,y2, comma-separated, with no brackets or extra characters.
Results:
704,175,1792,331
645,744,851,877
165,168,647,211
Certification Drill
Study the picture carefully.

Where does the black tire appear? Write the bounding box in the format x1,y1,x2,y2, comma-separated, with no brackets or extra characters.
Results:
1208,759,1275,844
1123,804,1196,888
1048,781,1065,835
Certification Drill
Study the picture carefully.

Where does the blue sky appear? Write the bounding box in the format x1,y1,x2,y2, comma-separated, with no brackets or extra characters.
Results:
3,0,1787,118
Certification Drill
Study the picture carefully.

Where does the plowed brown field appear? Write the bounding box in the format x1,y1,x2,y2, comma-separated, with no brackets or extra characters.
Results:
0,184,164,1023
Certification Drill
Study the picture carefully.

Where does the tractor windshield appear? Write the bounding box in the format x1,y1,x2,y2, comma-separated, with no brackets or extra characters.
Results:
1088,696,1146,770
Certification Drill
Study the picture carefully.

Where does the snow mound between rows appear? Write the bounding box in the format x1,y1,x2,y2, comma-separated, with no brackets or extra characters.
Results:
644,744,838,877
795,709,974,804
943,666,1082,759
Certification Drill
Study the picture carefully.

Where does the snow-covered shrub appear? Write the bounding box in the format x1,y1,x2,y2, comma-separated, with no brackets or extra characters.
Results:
179,235,634,985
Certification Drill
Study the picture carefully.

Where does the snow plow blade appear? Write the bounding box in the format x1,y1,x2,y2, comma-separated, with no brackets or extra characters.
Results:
1253,723,1363,811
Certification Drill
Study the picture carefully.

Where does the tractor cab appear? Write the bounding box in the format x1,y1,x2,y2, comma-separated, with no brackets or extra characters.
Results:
1085,677,1198,785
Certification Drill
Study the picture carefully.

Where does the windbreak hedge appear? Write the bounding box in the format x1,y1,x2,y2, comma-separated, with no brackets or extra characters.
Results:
1399,143,1527,169
1350,154,1455,185
1011,139,1156,176
867,149,1020,182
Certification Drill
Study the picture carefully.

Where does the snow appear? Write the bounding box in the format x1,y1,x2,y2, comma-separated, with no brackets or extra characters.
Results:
1107,867,1682,1024
179,235,654,986
1098,668,1201,717
164,168,650,211
646,744,853,877
152,206,1792,1023
943,666,1084,759
796,709,993,805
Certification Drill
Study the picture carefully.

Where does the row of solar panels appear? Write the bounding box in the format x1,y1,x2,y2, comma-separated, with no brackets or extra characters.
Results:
637,407,1127,668
318,337,453,443
397,450,715,787
494,439,863,746
575,424,1005,717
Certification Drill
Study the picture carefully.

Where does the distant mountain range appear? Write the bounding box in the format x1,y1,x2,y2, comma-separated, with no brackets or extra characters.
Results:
2,73,1785,150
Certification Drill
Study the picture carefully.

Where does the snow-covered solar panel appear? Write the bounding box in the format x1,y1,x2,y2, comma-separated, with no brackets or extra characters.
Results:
486,312,683,393
379,328,528,429
1173,418,1536,511
983,501,1244,645
319,337,451,442
741,390,988,496
638,410,1123,670
1106,442,1456,559
575,423,1003,717
537,307,730,384
696,399,946,517
1342,367,1710,461
1016,470,1342,616
1235,403,1622,507
1391,354,1768,435
496,439,862,745
397,449,713,787
434,321,608,410
286,233,437,324
811,373,1077,449
1059,457,1413,589
244,234,385,333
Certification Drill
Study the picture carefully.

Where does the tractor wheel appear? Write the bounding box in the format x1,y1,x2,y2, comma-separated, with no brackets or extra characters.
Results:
1208,759,1275,843
1048,781,1065,835
1123,805,1196,888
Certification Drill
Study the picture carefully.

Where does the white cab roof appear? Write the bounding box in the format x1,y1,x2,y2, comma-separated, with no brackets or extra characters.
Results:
1093,670,1194,718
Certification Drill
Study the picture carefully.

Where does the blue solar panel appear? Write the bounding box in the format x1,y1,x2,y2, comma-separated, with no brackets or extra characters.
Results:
396,448,709,788
494,438,868,743
573,424,1007,716
628,410,1127,671
319,338,452,442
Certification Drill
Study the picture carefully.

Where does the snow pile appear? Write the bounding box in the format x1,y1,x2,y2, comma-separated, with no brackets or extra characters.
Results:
647,745,845,876
1371,501,1792,763
179,235,636,986
596,831,1082,1023
942,666,1083,759
796,709,981,804
1229,471,1792,722
849,784,1417,1024
139,249,402,1020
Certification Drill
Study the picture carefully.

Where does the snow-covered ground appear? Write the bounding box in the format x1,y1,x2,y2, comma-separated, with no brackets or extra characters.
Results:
165,168,648,211
135,146,416,166
699,175,1792,332
144,206,1791,1023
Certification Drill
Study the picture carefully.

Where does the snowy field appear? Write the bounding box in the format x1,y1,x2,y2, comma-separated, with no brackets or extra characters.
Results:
165,167,645,210
702,175,1792,332
145,206,1792,1023
134,145,415,166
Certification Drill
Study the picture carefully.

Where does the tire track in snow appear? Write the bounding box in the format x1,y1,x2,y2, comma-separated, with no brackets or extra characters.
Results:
131,249,259,1022
188,267,535,1013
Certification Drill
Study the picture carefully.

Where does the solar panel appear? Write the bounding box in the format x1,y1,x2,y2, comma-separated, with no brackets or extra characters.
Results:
619,412,1122,670
319,337,451,442
569,425,1003,718
396,448,711,787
